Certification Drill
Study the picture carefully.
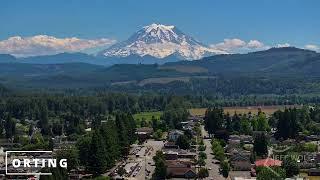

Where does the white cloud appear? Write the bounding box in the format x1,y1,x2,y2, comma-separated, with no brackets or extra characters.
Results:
247,40,265,48
276,43,291,48
0,35,116,57
210,38,246,51
304,44,319,52
210,38,267,53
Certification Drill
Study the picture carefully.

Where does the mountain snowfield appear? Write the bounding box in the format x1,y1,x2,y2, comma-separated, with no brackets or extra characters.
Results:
100,23,227,60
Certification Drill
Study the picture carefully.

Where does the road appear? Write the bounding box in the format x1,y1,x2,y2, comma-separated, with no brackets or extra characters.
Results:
130,140,164,180
201,125,225,180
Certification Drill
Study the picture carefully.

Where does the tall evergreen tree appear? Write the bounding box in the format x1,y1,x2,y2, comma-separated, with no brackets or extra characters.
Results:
204,107,224,135
39,101,49,135
153,151,167,179
5,115,16,140
283,156,299,177
253,132,268,157
100,120,121,168
115,113,129,156
275,108,299,139
77,134,91,168
88,130,107,175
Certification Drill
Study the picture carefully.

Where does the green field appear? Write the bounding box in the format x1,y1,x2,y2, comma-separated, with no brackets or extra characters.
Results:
133,111,163,121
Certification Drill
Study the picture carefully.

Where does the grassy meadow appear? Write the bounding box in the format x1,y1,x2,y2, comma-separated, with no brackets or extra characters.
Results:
133,111,162,121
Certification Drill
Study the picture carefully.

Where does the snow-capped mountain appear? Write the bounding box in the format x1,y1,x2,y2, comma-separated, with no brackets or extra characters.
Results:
100,23,226,60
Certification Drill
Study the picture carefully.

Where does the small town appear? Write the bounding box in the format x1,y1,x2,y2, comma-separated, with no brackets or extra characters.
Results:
1,106,320,180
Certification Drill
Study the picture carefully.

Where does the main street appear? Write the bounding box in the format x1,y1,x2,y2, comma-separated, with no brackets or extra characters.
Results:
201,125,225,180
129,140,164,180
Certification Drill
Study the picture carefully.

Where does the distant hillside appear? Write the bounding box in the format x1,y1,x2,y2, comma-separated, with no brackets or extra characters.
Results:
0,63,195,88
0,52,180,66
0,54,18,63
82,64,194,84
0,83,9,95
0,47,320,90
0,62,104,82
20,53,108,65
164,47,319,76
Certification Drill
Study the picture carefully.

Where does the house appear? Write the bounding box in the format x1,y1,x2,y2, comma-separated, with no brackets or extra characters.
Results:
315,153,320,163
136,127,153,135
225,140,241,154
299,152,317,163
229,135,241,141
308,168,320,176
178,151,197,159
214,129,230,141
135,127,153,142
0,139,21,151
69,168,92,179
251,158,282,177
168,130,184,142
187,115,203,123
239,135,253,144
53,134,68,144
181,121,195,132
163,149,197,160
164,141,179,149
164,151,179,160
0,147,5,164
230,152,252,171
306,135,320,141
166,160,197,178
299,162,316,169
167,168,197,179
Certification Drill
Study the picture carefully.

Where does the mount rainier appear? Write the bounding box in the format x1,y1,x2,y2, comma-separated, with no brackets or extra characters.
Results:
99,23,226,60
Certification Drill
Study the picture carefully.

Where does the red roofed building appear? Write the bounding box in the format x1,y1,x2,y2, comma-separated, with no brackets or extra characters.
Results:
255,158,282,167
251,158,282,177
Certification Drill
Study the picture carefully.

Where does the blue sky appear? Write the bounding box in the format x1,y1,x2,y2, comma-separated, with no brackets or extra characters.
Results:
0,0,319,56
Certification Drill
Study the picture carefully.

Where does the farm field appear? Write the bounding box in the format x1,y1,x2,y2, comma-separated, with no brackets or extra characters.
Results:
134,105,301,123
137,76,216,86
189,105,302,116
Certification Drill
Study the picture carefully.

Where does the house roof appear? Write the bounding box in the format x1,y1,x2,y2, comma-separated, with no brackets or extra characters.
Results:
164,151,179,155
169,129,184,135
136,127,153,133
167,167,196,177
166,160,192,168
165,141,177,146
231,153,250,162
309,168,320,173
255,158,282,167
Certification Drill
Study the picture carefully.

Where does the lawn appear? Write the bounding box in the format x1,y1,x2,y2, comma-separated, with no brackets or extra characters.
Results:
133,111,163,121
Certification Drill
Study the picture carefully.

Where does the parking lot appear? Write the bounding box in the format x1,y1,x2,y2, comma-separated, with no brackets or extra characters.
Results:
110,139,164,179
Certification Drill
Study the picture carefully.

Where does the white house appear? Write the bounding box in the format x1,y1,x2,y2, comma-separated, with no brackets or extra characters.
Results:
168,130,184,142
